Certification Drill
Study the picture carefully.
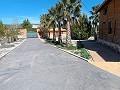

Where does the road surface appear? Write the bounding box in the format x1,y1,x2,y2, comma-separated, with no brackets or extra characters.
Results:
0,38,120,90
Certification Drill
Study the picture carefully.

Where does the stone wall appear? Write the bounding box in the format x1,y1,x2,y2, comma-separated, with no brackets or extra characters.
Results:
97,39,120,53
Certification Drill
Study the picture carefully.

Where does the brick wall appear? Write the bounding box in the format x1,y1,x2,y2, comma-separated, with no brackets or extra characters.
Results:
99,0,120,44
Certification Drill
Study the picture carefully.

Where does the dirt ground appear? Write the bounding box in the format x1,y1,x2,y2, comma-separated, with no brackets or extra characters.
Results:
81,40,120,77
91,62,120,77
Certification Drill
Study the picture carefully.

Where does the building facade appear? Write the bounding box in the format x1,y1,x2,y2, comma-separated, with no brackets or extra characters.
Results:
48,28,67,41
97,0,120,52
18,29,27,39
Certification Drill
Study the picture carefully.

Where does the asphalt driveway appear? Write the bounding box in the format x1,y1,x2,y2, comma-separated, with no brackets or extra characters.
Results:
0,38,120,90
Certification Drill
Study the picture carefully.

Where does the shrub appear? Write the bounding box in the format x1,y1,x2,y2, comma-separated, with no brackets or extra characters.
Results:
45,39,53,45
67,45,77,50
81,48,91,59
74,51,80,55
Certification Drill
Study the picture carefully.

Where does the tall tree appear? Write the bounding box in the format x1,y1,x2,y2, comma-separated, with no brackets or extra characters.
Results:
89,5,100,40
48,7,56,42
40,14,50,28
0,21,5,39
62,0,82,47
40,14,50,39
71,14,90,40
21,19,32,29
56,1,64,44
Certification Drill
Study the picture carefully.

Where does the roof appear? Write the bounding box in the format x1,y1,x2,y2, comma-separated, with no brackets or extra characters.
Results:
97,0,112,13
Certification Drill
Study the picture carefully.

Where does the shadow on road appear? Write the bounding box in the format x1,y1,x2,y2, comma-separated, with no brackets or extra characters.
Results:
80,40,120,62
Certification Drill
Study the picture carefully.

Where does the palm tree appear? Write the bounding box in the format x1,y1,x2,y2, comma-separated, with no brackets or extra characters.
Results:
40,14,50,28
89,5,100,40
48,6,56,42
62,0,82,47
40,14,50,39
48,2,64,44
56,1,64,44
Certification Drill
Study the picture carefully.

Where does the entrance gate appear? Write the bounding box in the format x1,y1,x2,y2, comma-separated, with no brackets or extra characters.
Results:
27,32,38,38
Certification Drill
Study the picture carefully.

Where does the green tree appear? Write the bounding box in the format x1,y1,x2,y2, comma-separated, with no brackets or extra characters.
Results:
56,1,64,44
0,21,5,39
89,5,100,40
21,19,32,29
62,0,82,47
48,7,56,42
48,2,64,44
40,14,50,39
40,14,50,28
71,14,91,40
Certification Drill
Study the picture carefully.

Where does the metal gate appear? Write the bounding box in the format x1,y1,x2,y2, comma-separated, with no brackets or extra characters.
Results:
27,32,38,38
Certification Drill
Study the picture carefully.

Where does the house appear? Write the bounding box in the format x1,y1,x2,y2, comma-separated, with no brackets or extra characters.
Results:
32,24,40,29
97,0,120,52
37,28,67,41
48,28,67,41
18,29,27,38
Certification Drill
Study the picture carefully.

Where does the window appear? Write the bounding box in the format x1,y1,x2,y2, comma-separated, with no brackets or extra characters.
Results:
103,7,108,15
108,22,112,34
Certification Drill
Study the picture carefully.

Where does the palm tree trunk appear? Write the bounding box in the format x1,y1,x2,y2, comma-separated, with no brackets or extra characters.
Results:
94,25,97,40
53,24,56,42
66,20,71,47
58,21,62,44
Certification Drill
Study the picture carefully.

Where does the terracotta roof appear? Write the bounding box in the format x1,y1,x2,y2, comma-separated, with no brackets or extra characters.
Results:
97,0,112,13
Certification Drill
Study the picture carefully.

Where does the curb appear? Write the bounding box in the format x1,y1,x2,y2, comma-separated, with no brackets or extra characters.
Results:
39,38,91,62
57,47,90,62
0,39,26,59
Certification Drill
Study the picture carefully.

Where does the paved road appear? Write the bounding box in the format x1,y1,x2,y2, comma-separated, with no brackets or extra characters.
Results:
0,38,120,90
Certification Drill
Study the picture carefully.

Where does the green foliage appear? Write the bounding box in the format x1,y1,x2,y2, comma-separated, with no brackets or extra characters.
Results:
81,48,91,59
89,5,100,27
6,29,20,42
71,28,81,40
0,21,5,38
40,14,50,28
71,14,92,40
89,5,100,39
45,39,54,45
74,51,80,55
67,44,77,50
21,19,32,29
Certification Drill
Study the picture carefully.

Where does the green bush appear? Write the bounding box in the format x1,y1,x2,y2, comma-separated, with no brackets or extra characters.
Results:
67,45,77,50
74,51,80,55
46,39,53,45
81,48,91,59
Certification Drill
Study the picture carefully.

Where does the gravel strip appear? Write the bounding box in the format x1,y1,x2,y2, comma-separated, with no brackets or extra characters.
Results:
0,39,26,59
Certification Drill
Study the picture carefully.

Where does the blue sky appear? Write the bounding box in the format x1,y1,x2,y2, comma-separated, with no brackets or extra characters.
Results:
0,0,104,24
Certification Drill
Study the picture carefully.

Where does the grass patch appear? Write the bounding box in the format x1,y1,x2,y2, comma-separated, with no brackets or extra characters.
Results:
45,39,54,45
81,48,91,59
45,39,91,59
74,51,80,55
67,45,77,50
